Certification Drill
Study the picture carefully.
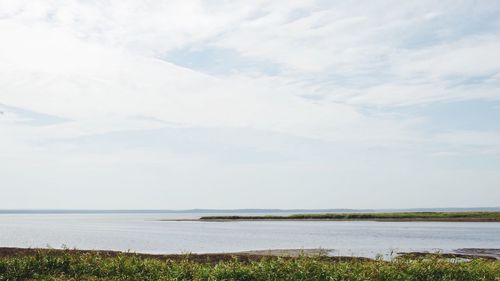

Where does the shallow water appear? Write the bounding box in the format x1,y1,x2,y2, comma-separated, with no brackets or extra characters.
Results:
0,213,499,258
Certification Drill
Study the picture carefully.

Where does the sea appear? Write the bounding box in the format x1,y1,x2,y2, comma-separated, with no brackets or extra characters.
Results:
0,211,499,259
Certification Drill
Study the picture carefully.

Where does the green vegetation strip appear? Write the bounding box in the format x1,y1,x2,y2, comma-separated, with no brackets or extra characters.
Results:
0,251,499,281
200,211,500,221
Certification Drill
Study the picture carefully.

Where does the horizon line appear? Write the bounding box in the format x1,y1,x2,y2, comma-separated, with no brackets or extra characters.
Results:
0,207,499,214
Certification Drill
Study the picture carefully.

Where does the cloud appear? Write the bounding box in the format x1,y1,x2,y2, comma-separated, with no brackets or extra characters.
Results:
1,0,500,208
434,130,500,147
3,0,500,110
394,36,500,78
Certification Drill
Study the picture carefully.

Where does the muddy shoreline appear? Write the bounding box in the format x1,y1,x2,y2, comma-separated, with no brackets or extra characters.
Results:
163,218,500,222
0,247,367,263
0,247,497,262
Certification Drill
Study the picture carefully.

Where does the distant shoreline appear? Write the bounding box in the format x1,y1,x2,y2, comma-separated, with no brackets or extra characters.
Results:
164,218,500,222
1,207,500,214
193,211,500,222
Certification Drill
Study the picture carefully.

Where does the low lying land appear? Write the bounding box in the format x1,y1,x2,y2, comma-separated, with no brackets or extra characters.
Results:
199,211,500,222
0,248,499,280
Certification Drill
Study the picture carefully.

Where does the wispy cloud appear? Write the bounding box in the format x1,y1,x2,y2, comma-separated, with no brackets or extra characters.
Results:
1,0,499,208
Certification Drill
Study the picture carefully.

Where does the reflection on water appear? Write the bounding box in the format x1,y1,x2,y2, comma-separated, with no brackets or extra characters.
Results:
0,213,499,258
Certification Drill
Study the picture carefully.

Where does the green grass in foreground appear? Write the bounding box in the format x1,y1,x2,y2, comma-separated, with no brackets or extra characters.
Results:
200,211,500,221
0,251,499,281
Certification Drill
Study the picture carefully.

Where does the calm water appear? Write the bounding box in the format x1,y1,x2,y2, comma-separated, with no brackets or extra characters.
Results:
0,213,499,258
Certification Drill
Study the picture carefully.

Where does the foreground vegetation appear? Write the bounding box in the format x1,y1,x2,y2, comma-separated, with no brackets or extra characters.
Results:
200,211,500,221
0,250,499,280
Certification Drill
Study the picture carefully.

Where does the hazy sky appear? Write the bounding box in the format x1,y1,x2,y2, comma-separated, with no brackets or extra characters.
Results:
1,1,500,209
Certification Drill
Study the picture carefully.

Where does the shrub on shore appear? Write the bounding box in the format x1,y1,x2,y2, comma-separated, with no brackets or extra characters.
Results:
0,251,499,280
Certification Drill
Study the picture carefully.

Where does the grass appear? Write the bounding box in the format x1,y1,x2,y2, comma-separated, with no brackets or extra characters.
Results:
200,211,500,221
0,250,499,280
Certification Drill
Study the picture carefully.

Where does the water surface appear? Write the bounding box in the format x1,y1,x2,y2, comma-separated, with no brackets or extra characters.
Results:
0,213,498,258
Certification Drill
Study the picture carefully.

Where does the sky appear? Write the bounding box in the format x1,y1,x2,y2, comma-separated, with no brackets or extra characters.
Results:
0,0,499,209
